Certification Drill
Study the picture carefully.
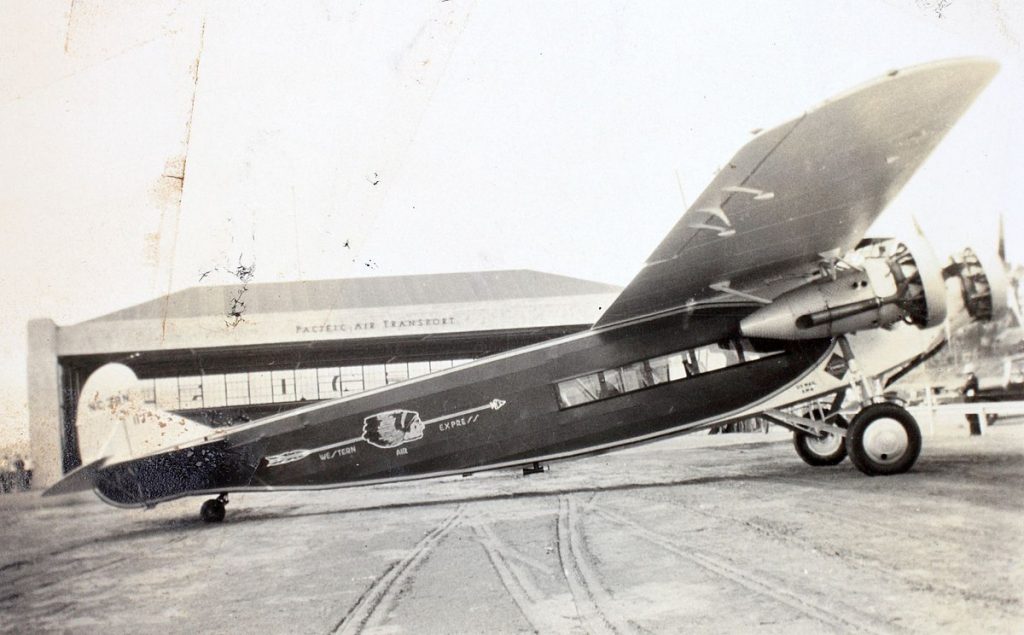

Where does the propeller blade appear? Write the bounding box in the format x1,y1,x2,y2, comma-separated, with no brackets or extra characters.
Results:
910,212,928,240
998,212,1006,263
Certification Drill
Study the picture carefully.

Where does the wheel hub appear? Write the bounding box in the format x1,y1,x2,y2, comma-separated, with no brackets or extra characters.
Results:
807,433,843,456
861,417,909,465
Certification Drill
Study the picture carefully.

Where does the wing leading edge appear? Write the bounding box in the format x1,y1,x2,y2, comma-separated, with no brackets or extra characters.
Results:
595,58,999,328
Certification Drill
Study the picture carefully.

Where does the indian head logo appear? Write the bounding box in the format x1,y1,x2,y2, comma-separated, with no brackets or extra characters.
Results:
264,399,507,467
362,409,425,449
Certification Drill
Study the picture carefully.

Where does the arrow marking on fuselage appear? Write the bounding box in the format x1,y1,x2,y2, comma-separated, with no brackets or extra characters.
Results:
263,399,507,467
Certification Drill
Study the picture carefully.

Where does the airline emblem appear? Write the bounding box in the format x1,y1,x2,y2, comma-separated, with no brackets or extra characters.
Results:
362,409,424,449
264,399,507,467
824,354,848,380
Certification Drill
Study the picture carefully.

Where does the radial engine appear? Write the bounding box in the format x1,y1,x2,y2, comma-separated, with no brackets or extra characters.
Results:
740,239,1007,340
942,246,1009,323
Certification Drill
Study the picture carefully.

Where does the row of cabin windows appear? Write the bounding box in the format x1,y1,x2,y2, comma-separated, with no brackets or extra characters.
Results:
555,338,783,409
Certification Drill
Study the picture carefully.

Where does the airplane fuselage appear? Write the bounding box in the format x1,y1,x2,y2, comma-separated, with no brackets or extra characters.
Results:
92,303,831,507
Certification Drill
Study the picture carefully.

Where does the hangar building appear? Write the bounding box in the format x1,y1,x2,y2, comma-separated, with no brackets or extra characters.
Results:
26,270,620,487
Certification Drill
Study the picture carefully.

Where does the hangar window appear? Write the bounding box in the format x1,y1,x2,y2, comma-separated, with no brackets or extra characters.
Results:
340,366,365,395
295,369,319,401
555,338,783,409
363,364,387,390
271,370,295,403
385,362,409,385
408,361,432,378
178,376,205,407
225,373,250,406
140,381,157,405
317,368,343,399
142,356,480,412
155,377,179,410
203,375,227,408
248,371,274,404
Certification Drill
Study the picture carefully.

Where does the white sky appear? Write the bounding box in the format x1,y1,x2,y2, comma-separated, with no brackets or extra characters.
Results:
1,0,1021,446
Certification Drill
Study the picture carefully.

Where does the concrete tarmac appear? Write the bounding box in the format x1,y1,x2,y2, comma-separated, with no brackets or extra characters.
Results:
2,416,1022,633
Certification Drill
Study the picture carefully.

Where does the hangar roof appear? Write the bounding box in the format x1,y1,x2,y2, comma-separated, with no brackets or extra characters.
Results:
81,270,622,323
54,270,622,359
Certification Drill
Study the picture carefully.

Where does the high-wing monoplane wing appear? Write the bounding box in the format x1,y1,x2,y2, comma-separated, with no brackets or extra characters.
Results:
595,58,998,327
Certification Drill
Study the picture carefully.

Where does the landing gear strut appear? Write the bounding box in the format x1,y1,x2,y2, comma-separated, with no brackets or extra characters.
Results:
767,334,925,476
793,411,848,466
200,493,229,523
834,335,923,476
765,394,849,468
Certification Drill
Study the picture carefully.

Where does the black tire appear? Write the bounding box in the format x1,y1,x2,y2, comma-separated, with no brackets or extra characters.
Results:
793,413,848,466
847,403,922,476
200,499,226,523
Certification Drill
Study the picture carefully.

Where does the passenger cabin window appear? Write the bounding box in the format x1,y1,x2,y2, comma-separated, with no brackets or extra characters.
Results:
555,338,784,409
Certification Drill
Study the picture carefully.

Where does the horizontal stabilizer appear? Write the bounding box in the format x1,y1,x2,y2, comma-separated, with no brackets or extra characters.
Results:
42,458,106,497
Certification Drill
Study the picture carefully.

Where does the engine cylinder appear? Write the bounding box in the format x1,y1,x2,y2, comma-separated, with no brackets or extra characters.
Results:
945,247,1008,322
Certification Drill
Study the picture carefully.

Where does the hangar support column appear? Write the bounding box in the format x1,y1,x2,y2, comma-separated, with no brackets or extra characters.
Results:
27,319,65,488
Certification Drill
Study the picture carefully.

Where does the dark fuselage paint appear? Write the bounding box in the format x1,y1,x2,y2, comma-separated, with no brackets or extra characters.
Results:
93,304,831,506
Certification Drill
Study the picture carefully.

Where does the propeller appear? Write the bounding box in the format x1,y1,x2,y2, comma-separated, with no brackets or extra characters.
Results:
998,212,1007,263
997,212,1023,328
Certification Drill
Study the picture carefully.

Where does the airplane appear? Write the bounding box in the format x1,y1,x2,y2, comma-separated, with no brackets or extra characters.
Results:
46,57,1011,522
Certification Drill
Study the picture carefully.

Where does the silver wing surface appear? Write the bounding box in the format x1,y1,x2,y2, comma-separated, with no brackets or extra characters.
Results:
594,58,998,328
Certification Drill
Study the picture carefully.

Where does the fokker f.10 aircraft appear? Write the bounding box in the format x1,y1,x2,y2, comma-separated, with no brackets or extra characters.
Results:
47,58,1010,522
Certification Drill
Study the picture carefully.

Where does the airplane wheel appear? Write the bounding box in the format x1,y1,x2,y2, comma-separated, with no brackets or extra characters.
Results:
200,499,226,523
793,413,847,466
847,403,921,476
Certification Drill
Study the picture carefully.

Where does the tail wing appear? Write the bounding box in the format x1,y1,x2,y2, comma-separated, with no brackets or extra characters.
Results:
42,458,106,496
46,363,221,498
75,363,218,465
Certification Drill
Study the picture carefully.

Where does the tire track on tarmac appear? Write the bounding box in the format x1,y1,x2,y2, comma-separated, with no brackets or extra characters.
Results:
799,505,1021,609
813,499,1003,554
470,522,561,633
690,471,1005,565
557,496,633,635
627,485,1021,615
758,476,1014,579
331,506,464,635
689,500,1019,608
591,504,904,635
767,474,1007,547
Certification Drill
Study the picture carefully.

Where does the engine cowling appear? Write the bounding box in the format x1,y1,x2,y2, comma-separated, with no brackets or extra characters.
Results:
740,238,947,340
